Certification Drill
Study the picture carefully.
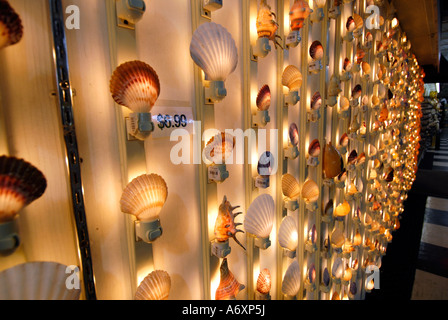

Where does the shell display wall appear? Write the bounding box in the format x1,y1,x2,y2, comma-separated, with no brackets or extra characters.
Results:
0,0,424,300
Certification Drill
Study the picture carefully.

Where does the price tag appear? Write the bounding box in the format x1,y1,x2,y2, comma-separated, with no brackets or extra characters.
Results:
208,166,221,181
151,106,194,138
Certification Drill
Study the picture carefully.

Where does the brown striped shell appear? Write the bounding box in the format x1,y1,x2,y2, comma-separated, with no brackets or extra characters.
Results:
301,179,319,203
346,16,355,32
215,258,245,300
0,0,23,50
311,92,322,110
308,139,321,157
256,84,271,111
281,173,301,201
309,41,323,61
135,270,171,300
256,268,271,294
282,65,302,91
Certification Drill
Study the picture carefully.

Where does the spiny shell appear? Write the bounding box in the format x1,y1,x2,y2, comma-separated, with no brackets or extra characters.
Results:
301,178,319,203
334,201,351,217
281,174,300,201
311,91,322,110
0,262,81,300
204,132,235,164
289,123,299,146
308,139,321,157
214,196,245,250
309,40,323,60
323,142,344,179
215,258,245,300
282,65,302,91
278,215,298,251
190,22,238,81
0,156,47,223
244,194,275,239
120,173,168,221
257,151,275,177
0,0,23,50
281,260,301,296
135,270,171,300
256,268,271,294
289,0,312,31
110,60,160,113
256,1,278,38
256,85,271,111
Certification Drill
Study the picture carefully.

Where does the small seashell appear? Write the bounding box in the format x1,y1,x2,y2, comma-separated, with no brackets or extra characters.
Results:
357,152,366,165
353,13,363,30
0,1,23,50
308,139,321,157
256,85,271,111
331,225,345,247
350,282,357,295
323,268,330,286
308,263,316,283
352,84,362,99
289,0,313,31
257,151,275,177
311,91,322,110
332,292,340,300
256,269,271,294
281,174,300,201
215,258,245,300
309,40,324,60
282,65,303,91
278,216,298,252
289,123,299,146
343,58,352,72
335,168,347,183
347,180,358,195
353,229,362,246
362,62,371,75
323,142,344,179
324,200,334,216
301,178,319,203
365,32,373,43
347,150,358,165
339,133,349,147
343,265,352,282
309,224,317,244
332,257,344,278
135,270,171,300
371,95,380,106
282,260,301,296
334,201,351,217
244,194,275,239
339,96,350,111
346,16,356,32
204,132,235,164
356,47,366,64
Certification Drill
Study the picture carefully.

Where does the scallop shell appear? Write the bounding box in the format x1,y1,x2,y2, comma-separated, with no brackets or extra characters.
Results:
332,257,344,278
120,173,168,221
278,216,298,252
343,58,352,72
324,200,334,216
339,96,350,111
282,65,302,91
135,270,171,300
362,62,371,75
204,132,235,164
0,0,23,50
347,150,358,165
346,16,356,32
334,201,350,217
0,262,81,300
339,133,349,147
190,22,238,81
256,268,271,294
323,267,330,286
308,139,321,157
311,91,322,110
244,194,275,239
323,142,344,179
309,40,323,60
256,85,271,111
281,260,301,296
215,258,245,300
0,156,47,223
289,123,299,146
289,0,312,31
308,263,316,283
257,151,275,177
352,84,362,99
301,178,319,203
281,174,301,201
353,13,363,30
110,60,160,113
331,226,345,247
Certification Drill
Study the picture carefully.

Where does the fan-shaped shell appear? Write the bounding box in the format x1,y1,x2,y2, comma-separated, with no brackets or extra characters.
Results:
282,65,302,91
216,258,245,300
256,85,271,111
289,123,299,146
352,84,362,99
289,0,312,31
257,151,275,177
339,133,349,147
110,60,160,113
309,40,323,60
334,201,351,217
323,142,344,179
311,91,322,110
278,216,298,251
281,174,300,201
331,226,345,247
0,156,47,223
343,58,352,72
308,139,321,157
204,132,235,164
0,262,81,300
256,268,271,294
301,178,319,203
120,173,168,221
135,270,171,300
339,96,350,111
353,13,363,30
244,194,275,238
346,16,355,32
0,1,23,50
281,260,301,296
190,22,238,81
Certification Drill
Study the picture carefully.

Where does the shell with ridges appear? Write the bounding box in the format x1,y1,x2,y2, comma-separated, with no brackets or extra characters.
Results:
256,0,278,39
214,196,245,250
135,270,171,300
282,65,302,91
0,0,23,50
309,40,323,60
311,91,322,110
289,0,312,31
244,194,275,239
215,258,245,300
334,201,351,217
281,260,301,296
204,132,235,164
278,215,298,251
301,178,319,203
308,139,321,157
256,268,271,294
289,123,299,146
256,85,271,111
281,174,300,201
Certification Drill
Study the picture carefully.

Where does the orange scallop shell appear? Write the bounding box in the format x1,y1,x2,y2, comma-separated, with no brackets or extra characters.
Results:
289,0,312,31
323,142,343,179
256,268,271,294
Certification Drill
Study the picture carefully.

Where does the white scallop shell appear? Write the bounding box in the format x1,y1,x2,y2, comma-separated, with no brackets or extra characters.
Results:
135,270,171,300
0,262,81,300
203,132,235,164
278,216,298,252
281,65,302,91
332,257,344,278
190,22,238,81
120,173,168,221
281,173,300,201
244,194,275,239
281,260,301,296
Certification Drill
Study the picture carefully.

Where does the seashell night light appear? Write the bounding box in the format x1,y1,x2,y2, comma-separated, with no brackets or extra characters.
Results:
281,173,301,203
0,156,47,254
135,270,171,300
190,22,238,103
255,268,271,300
308,139,321,158
278,216,298,257
281,260,301,297
204,132,235,182
256,150,275,188
253,85,271,127
282,65,302,106
0,262,81,300
110,60,160,140
287,0,312,47
327,74,342,106
343,16,355,41
309,41,324,73
323,142,344,179
254,0,282,58
215,258,245,300
244,194,275,249
120,173,168,243
0,0,23,50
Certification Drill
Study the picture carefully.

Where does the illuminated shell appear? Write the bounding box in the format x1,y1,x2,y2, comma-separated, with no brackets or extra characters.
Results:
347,180,358,195
244,194,275,239
356,47,366,64
215,258,245,300
339,96,350,111
256,85,271,111
311,92,322,110
357,152,366,165
257,151,275,177
256,269,271,294
352,84,362,99
135,270,171,300
323,268,330,286
289,123,299,146
379,104,389,122
343,58,352,72
120,173,168,221
204,132,235,164
334,201,351,217
353,14,363,30
353,229,362,246
346,16,356,32
0,0,23,50
309,224,317,244
332,257,344,278
362,62,371,75
336,168,347,183
308,263,316,283
282,65,302,91
289,0,312,31
366,32,373,43
281,260,301,296
301,178,319,203
328,74,342,96
278,216,298,252
281,174,301,201
347,150,357,165
0,156,47,223
308,139,321,157
256,0,278,38
110,60,160,113
0,262,81,300
323,142,344,179
309,41,323,60
343,265,352,281
324,200,334,216
339,133,349,147
214,196,245,249
190,22,238,81
372,95,380,106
